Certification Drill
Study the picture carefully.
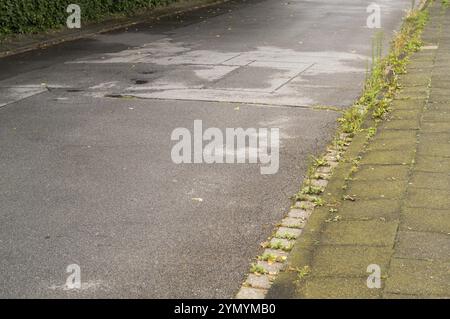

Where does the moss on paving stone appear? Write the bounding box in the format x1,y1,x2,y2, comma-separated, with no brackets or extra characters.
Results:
394,230,450,260
320,220,398,246
390,99,427,110
310,246,393,277
420,121,450,132
345,180,407,200
398,73,433,86
400,207,450,233
368,137,417,151
379,118,421,130
405,188,450,209
410,171,450,189
395,88,429,100
353,165,410,181
422,112,450,122
384,258,450,296
389,109,422,120
413,155,450,172
417,142,450,157
339,199,401,220
298,277,381,299
374,129,417,141
425,102,450,111
359,150,415,165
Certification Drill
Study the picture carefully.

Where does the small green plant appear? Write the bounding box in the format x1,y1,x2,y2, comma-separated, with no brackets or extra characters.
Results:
268,240,293,251
296,266,311,280
313,157,328,167
312,197,325,207
276,232,297,240
366,127,377,139
301,185,324,195
259,253,287,263
259,253,277,263
250,263,267,275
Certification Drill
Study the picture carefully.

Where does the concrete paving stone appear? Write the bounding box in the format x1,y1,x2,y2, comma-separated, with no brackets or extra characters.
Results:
432,61,450,68
401,207,450,234
360,150,415,165
398,73,431,87
275,227,302,239
430,88,450,99
431,81,450,90
368,137,417,152
422,112,450,123
395,88,429,100
299,277,381,299
374,130,417,141
413,155,450,173
390,99,426,110
384,258,450,296
321,220,398,246
345,180,407,200
410,171,450,190
417,142,450,157
310,246,393,277
418,132,450,143
339,199,401,220
408,53,435,61
245,274,272,289
394,230,450,260
405,188,450,210
388,109,422,120
407,61,435,69
353,165,410,181
430,62,450,71
425,102,450,112
379,118,420,130
420,121,450,133
412,50,436,57
236,287,266,299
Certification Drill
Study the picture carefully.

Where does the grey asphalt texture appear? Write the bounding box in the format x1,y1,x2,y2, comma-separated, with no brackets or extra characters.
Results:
0,0,413,298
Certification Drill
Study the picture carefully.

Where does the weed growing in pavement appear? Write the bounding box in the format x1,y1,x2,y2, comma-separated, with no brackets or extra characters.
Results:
250,264,267,275
295,266,311,281
339,7,429,133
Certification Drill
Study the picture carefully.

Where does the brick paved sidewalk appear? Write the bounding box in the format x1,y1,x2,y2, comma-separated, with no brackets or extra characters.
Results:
268,1,450,298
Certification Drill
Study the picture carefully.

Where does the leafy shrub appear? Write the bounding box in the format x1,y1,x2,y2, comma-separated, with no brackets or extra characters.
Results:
0,0,173,35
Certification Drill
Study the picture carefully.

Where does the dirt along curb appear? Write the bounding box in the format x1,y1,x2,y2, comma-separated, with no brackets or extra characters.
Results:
0,0,228,58
236,0,433,299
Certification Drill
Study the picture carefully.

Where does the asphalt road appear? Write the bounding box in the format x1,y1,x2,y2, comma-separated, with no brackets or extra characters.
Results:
0,0,413,298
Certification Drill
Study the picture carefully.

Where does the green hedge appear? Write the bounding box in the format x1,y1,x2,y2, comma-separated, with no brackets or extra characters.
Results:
0,0,173,35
